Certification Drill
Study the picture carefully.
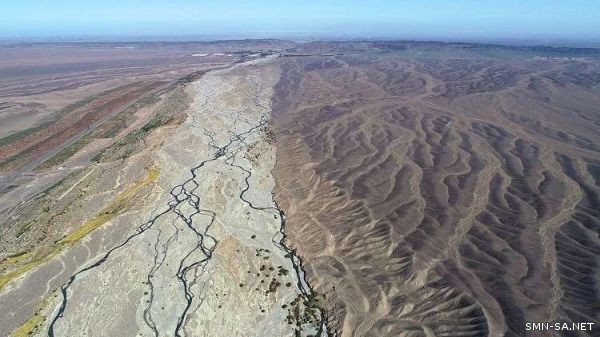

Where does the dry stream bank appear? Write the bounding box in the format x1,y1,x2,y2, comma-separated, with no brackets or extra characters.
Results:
0,57,327,337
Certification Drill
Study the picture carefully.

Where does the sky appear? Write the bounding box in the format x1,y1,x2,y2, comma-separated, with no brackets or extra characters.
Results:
1,1,599,44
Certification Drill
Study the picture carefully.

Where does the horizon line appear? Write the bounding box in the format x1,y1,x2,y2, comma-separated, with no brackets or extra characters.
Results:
2,34,600,49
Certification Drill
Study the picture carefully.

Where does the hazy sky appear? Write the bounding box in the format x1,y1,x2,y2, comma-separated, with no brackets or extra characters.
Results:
2,0,599,42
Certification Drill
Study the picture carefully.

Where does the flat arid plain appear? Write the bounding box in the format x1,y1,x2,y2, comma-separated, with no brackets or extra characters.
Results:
0,40,599,337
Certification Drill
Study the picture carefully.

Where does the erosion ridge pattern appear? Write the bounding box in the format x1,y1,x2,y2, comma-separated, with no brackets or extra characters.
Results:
270,55,600,337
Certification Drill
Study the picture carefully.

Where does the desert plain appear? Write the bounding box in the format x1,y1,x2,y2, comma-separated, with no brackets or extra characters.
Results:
0,40,599,337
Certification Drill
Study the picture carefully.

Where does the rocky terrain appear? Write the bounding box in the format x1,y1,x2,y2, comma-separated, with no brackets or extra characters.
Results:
1,55,324,337
1,40,599,337
0,43,243,234
271,51,600,337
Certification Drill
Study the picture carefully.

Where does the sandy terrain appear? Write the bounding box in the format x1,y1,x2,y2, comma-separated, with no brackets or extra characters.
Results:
0,44,243,229
0,44,239,137
0,57,324,337
1,40,599,337
271,53,600,337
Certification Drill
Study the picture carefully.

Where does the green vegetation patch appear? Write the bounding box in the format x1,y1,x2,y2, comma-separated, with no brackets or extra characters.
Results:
0,85,128,148
36,137,93,170
95,94,161,139
0,124,48,148
284,291,326,336
93,86,190,163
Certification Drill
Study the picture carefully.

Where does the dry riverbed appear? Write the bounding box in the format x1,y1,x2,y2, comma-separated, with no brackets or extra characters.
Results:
1,58,324,337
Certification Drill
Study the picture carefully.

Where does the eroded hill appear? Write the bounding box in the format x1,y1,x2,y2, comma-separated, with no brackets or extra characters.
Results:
271,52,600,337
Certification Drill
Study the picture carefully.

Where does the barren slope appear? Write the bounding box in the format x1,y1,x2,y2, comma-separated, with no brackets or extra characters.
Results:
271,54,600,337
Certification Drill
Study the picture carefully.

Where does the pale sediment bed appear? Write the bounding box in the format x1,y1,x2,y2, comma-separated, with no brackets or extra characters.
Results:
3,58,325,336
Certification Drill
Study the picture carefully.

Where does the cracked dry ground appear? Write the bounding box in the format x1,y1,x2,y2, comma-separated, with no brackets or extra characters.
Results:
0,59,324,337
